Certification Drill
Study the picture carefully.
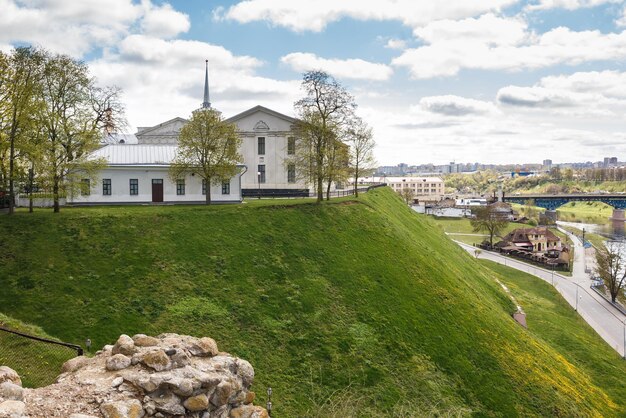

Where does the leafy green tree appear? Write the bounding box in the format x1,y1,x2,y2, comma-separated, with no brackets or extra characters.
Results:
294,70,356,203
37,52,113,212
170,108,242,204
346,116,376,197
471,205,509,248
595,241,626,303
0,47,45,214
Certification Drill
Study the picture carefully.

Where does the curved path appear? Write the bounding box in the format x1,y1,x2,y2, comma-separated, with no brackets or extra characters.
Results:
455,231,626,357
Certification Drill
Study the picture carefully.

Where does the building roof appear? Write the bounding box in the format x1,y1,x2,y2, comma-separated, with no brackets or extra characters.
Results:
92,145,178,166
501,227,561,244
225,105,297,124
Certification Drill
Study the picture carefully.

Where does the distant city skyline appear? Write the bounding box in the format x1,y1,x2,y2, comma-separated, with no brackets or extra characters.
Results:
3,1,626,164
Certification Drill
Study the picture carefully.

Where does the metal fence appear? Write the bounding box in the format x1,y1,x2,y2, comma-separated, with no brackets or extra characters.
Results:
243,183,387,199
0,326,83,387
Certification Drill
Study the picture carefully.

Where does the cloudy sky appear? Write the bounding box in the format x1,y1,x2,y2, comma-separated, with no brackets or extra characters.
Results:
3,0,626,165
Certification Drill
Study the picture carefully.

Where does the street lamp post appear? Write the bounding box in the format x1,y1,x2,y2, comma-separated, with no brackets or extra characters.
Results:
267,387,273,417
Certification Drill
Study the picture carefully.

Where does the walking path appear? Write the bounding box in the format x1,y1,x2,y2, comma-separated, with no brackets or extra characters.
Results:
455,229,626,357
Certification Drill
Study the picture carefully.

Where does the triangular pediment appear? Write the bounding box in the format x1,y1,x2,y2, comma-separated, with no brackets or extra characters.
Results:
135,117,188,137
226,105,296,133
226,105,297,125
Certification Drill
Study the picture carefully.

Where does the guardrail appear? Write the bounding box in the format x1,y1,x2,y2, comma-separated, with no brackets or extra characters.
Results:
0,325,83,387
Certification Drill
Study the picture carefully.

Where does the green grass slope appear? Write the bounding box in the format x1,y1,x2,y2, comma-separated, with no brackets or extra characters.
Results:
0,313,78,387
1,188,625,416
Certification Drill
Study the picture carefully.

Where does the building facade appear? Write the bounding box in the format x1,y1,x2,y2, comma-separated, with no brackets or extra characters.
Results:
67,145,245,204
64,61,311,205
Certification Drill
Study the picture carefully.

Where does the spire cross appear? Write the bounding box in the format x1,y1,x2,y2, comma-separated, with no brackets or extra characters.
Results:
202,59,211,109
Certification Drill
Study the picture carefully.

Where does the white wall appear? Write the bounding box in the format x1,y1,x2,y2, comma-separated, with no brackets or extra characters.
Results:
67,166,242,204
234,111,308,191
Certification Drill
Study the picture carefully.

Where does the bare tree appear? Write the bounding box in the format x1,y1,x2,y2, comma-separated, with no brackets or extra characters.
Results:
294,70,356,203
346,117,376,197
169,108,242,204
470,205,509,248
595,241,626,303
398,187,415,205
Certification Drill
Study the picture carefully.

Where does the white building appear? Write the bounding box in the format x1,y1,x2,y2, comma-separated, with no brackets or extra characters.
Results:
65,61,310,205
359,176,445,202
67,145,245,204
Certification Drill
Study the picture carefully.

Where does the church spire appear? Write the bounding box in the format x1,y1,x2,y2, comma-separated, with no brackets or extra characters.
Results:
202,59,211,109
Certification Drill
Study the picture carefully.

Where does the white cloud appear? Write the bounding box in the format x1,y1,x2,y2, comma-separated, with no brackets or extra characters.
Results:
393,25,626,79
413,13,528,46
385,39,407,50
221,0,518,32
280,52,393,81
419,95,499,116
497,86,579,107
526,0,620,11
91,35,300,129
140,2,190,39
0,0,191,56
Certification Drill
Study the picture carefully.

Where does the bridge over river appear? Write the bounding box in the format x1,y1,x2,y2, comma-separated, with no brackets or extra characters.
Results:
503,193,626,210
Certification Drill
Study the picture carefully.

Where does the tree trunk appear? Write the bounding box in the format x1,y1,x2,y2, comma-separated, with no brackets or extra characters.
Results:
53,175,60,213
326,178,331,201
206,177,211,205
354,166,359,197
8,126,16,215
28,166,34,213
316,173,323,204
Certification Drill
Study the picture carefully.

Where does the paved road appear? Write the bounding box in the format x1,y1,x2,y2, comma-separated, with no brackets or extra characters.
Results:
456,231,626,357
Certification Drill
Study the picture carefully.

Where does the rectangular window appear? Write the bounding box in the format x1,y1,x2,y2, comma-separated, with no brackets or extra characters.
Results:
287,164,296,183
222,181,230,195
129,179,138,196
102,179,111,196
258,165,266,183
287,136,295,155
176,179,185,195
80,179,90,196
258,137,265,155
202,179,206,195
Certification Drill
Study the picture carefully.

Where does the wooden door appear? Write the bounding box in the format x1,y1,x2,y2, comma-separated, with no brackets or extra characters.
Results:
152,179,163,202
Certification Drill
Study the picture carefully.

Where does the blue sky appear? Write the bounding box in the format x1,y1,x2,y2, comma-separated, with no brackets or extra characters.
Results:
3,0,626,165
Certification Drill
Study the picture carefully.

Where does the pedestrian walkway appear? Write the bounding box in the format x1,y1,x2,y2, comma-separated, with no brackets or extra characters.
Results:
455,231,626,358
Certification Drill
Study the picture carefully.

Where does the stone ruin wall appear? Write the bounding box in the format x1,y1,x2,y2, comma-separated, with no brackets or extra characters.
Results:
0,333,269,418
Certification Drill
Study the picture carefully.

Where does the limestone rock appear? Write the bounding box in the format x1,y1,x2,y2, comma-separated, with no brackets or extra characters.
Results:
152,392,185,415
0,382,23,401
132,334,159,347
0,367,21,387
230,405,270,418
210,381,233,407
140,350,170,372
62,356,90,374
0,400,25,417
112,334,136,356
236,359,255,387
188,337,218,357
101,399,144,418
9,333,268,418
183,393,208,411
106,354,132,371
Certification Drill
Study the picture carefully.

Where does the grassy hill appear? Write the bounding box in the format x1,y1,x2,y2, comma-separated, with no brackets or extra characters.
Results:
0,313,78,387
1,188,626,416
